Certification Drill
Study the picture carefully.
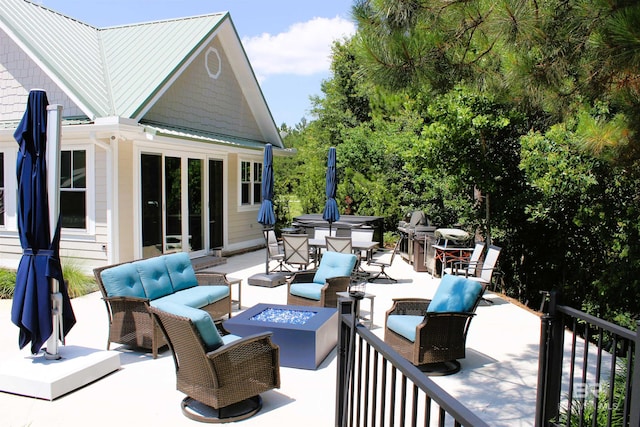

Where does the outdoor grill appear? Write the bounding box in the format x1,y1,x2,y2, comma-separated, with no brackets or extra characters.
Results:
397,211,438,273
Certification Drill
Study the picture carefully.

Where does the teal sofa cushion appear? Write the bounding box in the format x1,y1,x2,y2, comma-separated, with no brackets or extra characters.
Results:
426,274,484,313
313,251,357,284
289,282,324,301
386,315,424,342
134,257,173,300
100,263,146,298
151,285,229,309
153,302,224,351
163,252,198,292
222,334,241,346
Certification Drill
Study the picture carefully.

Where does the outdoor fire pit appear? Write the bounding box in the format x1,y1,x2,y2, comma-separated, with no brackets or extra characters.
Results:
223,303,338,369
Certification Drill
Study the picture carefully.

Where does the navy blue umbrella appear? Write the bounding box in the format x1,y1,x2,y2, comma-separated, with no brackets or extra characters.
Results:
257,144,276,274
257,143,275,227
322,147,340,232
11,90,75,355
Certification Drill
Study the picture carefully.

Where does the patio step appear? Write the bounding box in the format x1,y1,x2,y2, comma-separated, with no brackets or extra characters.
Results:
191,255,226,271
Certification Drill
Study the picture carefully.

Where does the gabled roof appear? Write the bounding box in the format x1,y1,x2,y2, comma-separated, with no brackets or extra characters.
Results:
0,0,283,147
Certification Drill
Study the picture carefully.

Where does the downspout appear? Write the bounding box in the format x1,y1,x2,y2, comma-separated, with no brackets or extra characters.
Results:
90,133,119,265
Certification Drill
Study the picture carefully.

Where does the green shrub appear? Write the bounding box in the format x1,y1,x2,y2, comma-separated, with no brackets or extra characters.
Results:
558,362,627,427
61,258,97,298
383,231,399,249
0,268,16,299
0,260,96,300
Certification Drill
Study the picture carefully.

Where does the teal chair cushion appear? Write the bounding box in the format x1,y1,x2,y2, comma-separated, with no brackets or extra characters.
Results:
386,315,424,342
100,263,146,298
426,274,484,313
151,285,229,309
313,251,357,284
134,257,173,300
163,252,198,292
153,302,224,351
289,282,324,301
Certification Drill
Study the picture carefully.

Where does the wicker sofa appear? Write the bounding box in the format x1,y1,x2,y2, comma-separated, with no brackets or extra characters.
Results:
94,252,232,358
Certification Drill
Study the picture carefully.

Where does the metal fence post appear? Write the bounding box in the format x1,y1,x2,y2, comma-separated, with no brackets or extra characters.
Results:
630,320,640,427
535,290,563,426
535,296,552,427
546,291,564,423
336,299,354,427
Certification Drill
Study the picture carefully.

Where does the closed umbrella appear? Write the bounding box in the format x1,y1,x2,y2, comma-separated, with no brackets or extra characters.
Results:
322,147,340,233
11,89,75,356
257,143,276,273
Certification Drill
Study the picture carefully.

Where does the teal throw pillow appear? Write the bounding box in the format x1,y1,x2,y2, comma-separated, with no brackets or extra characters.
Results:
426,274,483,313
313,251,357,284
163,252,198,292
154,301,224,351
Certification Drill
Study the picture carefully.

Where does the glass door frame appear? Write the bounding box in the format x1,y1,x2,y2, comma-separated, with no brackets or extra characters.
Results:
136,148,214,259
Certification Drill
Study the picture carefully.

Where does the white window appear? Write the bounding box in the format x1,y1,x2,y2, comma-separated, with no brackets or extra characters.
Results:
60,149,86,229
60,148,92,231
240,160,262,206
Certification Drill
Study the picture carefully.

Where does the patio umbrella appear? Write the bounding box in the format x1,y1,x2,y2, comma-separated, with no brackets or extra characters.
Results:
257,143,276,274
322,147,340,233
11,89,75,355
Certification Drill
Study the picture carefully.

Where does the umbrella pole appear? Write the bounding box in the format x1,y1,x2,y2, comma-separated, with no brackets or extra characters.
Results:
264,228,270,275
45,104,63,360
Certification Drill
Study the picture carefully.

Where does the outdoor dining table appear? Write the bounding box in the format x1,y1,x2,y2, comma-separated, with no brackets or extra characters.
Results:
308,238,379,267
432,244,475,277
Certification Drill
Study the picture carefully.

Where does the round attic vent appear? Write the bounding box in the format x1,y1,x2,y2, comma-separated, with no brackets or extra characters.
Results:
205,47,222,79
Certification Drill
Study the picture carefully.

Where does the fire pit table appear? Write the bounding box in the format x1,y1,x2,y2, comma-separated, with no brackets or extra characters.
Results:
223,303,338,370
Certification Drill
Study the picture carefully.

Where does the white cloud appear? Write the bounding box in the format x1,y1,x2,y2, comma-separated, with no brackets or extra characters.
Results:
242,16,356,82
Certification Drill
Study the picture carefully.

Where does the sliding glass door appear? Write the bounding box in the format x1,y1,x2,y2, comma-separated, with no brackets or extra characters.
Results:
140,154,210,258
141,154,162,258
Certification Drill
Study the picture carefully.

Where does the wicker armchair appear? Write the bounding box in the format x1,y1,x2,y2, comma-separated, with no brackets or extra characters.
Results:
384,274,486,375
287,251,357,307
94,259,232,359
148,305,280,422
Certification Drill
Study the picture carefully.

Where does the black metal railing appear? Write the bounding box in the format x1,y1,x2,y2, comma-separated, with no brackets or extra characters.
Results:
535,291,640,427
335,299,490,427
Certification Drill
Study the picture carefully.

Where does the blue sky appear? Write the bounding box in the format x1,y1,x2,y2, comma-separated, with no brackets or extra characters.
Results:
40,0,357,126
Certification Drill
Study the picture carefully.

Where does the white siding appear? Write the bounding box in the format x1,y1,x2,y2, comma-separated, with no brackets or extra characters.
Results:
0,28,85,121
143,37,263,141
225,153,263,248
117,140,135,262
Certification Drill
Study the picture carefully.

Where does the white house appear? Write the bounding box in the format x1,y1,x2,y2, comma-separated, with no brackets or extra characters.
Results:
0,0,288,272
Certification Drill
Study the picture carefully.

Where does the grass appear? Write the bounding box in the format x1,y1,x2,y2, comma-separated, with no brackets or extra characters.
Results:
62,258,98,298
0,258,97,300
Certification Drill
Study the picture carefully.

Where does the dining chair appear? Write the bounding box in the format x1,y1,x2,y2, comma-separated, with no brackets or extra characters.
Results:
367,238,401,283
264,229,289,272
282,233,311,270
312,227,336,261
325,236,352,254
313,227,336,240
351,228,375,263
442,242,485,277
451,245,502,288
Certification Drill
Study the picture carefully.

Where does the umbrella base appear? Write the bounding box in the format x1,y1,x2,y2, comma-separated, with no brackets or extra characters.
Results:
44,350,62,360
0,345,120,400
247,272,288,288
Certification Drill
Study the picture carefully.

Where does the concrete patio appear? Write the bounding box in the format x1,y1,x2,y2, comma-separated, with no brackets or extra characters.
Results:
0,248,541,426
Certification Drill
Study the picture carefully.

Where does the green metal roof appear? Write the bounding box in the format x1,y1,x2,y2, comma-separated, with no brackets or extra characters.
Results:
1,0,226,119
